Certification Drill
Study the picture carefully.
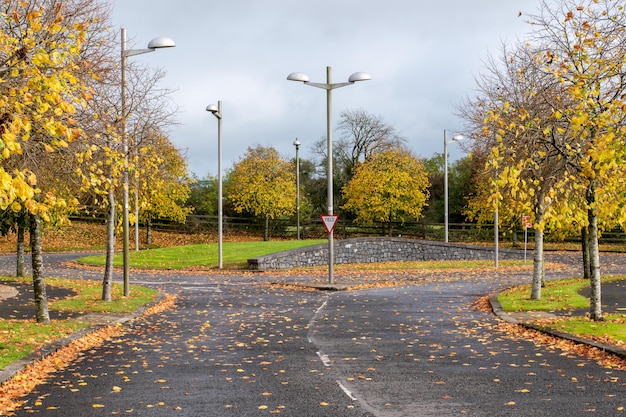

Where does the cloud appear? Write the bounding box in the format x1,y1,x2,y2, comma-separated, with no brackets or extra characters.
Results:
112,0,537,176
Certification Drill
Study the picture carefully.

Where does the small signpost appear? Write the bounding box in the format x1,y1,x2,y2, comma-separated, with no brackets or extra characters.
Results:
321,214,339,234
522,215,531,262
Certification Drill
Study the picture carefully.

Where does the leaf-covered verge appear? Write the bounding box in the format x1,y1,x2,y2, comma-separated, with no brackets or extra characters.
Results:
497,275,626,344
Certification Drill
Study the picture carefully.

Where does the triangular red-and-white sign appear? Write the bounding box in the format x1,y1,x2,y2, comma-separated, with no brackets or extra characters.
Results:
320,214,339,234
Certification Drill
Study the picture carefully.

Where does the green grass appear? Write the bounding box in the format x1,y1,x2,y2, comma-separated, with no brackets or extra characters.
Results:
47,278,157,314
548,314,626,342
498,275,626,343
0,320,88,369
0,276,158,370
77,240,326,269
498,275,625,312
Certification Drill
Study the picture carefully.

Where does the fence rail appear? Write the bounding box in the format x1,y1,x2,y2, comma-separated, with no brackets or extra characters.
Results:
67,214,626,245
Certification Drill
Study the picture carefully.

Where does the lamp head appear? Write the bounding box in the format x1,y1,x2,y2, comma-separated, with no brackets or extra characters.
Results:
293,138,301,147
348,72,372,83
287,72,310,83
206,104,222,119
147,36,176,49
452,134,464,141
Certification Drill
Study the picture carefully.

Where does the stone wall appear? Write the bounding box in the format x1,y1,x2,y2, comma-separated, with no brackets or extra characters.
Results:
247,237,527,271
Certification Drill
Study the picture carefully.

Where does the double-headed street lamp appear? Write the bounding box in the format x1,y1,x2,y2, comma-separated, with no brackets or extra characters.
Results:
287,66,371,284
121,28,175,296
206,101,223,269
443,130,463,243
293,138,301,240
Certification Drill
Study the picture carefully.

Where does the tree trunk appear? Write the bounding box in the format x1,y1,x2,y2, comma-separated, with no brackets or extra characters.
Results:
264,216,269,241
102,187,116,302
530,227,544,300
581,226,590,279
30,210,50,324
587,182,603,321
16,214,25,277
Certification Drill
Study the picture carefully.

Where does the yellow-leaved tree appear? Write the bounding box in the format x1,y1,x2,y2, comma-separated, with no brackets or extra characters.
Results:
226,145,296,241
462,0,626,320
0,0,97,322
134,131,192,244
341,148,430,236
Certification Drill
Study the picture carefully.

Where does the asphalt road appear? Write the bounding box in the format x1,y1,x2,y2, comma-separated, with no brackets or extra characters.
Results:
1,251,626,416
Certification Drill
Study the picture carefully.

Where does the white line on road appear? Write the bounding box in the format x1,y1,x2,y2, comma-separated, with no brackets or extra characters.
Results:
336,380,357,401
316,351,332,367
307,297,329,343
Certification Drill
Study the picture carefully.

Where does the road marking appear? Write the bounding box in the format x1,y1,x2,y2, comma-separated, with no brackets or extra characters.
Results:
336,380,357,401
307,297,329,343
317,351,331,367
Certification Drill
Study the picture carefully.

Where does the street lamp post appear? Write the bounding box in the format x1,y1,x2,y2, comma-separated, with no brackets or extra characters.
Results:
206,102,223,269
287,66,370,284
494,168,499,268
121,28,175,296
293,138,301,240
443,130,463,243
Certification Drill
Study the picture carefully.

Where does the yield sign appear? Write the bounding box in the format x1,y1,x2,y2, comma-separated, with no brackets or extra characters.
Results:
320,214,339,234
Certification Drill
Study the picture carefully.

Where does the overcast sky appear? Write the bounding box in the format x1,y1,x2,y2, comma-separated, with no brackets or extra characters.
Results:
111,0,541,178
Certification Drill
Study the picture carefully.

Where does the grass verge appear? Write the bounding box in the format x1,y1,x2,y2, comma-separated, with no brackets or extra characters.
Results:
0,320,88,370
0,276,157,370
497,275,626,343
76,239,326,269
497,275,625,311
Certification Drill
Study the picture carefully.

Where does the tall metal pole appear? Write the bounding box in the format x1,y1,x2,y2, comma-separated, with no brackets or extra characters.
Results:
444,130,449,243
287,66,370,284
119,29,174,294
326,67,335,284
494,168,499,268
120,28,130,297
135,186,139,251
217,101,223,269
294,138,301,240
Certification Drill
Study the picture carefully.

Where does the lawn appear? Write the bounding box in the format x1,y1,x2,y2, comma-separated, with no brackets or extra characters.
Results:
497,275,626,311
497,275,626,343
77,240,326,269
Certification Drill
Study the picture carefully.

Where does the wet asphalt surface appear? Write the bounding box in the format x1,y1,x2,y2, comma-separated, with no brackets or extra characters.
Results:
1,251,626,416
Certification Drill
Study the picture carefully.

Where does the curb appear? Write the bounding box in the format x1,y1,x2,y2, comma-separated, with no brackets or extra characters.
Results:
489,294,626,359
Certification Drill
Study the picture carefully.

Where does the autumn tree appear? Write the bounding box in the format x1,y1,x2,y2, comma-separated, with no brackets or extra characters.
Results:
134,131,191,245
525,0,626,320
463,0,626,320
0,0,105,322
460,41,575,300
76,42,179,301
311,109,405,197
225,145,296,241
341,148,430,236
